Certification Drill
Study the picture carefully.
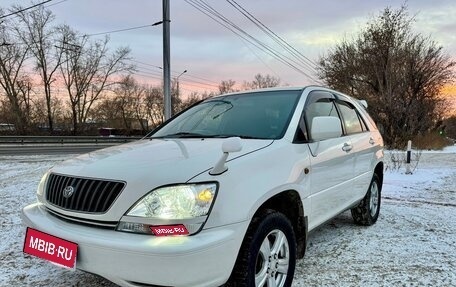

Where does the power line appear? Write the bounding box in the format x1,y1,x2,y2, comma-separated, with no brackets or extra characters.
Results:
135,68,219,89
181,72,220,85
178,74,219,88
186,0,312,79
128,59,163,70
226,0,319,71
44,0,70,9
128,59,220,86
84,24,157,37
0,0,53,20
134,71,218,91
225,0,322,85
184,0,317,82
241,37,281,78
182,1,280,82
134,72,163,81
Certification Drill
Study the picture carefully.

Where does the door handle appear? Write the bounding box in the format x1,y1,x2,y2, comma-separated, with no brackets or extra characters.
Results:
342,143,352,152
369,137,375,145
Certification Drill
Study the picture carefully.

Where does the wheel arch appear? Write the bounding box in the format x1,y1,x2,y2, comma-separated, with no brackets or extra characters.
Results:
252,190,307,259
374,161,384,187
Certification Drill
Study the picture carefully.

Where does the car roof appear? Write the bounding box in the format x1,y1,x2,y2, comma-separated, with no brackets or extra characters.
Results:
212,86,308,98
210,86,366,107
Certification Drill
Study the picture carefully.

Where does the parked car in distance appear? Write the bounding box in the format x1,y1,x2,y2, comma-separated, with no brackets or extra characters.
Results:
22,86,384,287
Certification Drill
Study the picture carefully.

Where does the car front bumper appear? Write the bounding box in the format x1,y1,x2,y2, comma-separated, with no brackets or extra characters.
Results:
22,203,248,287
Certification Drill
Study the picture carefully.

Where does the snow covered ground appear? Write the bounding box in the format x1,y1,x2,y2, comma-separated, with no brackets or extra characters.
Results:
0,147,455,287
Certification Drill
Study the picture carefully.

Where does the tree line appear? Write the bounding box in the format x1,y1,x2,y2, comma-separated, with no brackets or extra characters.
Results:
92,73,281,135
0,4,135,135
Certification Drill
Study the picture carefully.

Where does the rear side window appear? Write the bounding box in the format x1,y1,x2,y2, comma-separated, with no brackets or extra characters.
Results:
336,101,364,134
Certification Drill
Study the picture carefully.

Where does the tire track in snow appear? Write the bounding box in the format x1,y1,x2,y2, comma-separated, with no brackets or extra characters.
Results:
383,196,456,207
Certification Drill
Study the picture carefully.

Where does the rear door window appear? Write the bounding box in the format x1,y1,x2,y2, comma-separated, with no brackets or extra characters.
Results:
336,101,364,135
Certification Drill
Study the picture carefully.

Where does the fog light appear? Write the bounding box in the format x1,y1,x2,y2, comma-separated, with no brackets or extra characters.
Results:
117,222,152,234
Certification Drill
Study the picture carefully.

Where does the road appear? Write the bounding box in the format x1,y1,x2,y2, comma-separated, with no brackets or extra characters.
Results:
0,144,117,155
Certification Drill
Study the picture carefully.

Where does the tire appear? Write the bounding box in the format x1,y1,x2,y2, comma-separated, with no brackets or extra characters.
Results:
225,210,296,287
351,173,381,226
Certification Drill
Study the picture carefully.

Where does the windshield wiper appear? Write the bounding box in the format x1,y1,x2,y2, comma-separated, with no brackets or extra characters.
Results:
212,101,233,120
151,132,214,139
151,132,266,140
212,134,263,139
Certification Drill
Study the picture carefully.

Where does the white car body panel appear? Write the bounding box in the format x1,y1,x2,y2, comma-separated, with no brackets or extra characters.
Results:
22,86,384,287
42,138,272,222
22,203,247,287
191,139,312,229
306,136,355,230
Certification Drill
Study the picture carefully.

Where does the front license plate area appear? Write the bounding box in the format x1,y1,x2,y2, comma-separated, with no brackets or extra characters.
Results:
23,227,78,270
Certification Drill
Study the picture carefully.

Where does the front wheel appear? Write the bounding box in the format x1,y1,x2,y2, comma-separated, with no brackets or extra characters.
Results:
351,173,381,226
226,211,296,287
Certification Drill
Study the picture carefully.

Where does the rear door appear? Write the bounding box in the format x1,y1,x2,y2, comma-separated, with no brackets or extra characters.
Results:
335,98,375,201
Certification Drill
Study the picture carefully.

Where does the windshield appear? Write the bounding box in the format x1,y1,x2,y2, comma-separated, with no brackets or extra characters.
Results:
150,90,302,139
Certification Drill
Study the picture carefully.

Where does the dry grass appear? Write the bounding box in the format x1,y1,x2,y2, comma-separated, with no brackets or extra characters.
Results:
412,132,453,150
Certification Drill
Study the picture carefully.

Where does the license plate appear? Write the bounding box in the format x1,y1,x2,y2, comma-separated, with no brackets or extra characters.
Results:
23,227,78,270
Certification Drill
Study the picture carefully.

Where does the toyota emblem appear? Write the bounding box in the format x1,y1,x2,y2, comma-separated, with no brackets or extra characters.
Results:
63,186,75,198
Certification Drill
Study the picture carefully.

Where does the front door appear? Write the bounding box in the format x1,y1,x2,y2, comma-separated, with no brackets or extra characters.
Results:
301,91,355,230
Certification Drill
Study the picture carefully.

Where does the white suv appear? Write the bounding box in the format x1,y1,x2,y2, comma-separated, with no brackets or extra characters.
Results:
22,86,384,287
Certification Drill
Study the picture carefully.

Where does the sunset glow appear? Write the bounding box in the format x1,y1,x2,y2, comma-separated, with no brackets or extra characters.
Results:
441,84,456,116
441,84,456,96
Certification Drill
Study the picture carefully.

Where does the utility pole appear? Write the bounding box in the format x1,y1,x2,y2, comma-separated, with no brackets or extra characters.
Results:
163,0,171,120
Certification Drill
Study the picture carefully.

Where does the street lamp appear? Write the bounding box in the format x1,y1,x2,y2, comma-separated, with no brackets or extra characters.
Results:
176,69,187,99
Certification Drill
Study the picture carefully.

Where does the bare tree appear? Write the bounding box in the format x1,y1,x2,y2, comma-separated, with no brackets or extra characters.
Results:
0,15,30,134
319,6,455,147
444,116,456,139
91,96,120,129
16,75,33,121
218,79,237,94
112,75,147,133
180,92,202,111
171,78,183,115
57,25,134,134
32,95,65,131
243,73,281,90
144,86,165,128
15,4,63,133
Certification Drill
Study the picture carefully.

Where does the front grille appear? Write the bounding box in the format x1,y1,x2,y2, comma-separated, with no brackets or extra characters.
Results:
45,173,125,213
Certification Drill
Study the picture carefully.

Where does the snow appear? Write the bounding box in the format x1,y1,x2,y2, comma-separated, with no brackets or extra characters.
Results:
0,149,455,286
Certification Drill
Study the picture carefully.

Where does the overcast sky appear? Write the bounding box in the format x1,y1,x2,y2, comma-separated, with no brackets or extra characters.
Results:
1,0,456,94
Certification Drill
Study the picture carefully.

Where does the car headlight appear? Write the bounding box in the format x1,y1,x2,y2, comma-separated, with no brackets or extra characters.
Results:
117,183,217,235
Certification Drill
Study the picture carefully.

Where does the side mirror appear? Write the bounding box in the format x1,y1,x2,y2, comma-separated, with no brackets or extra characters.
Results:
222,137,242,153
210,137,243,175
310,116,342,141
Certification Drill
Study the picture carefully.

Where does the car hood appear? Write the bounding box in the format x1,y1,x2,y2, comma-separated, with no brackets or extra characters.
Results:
47,138,273,220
